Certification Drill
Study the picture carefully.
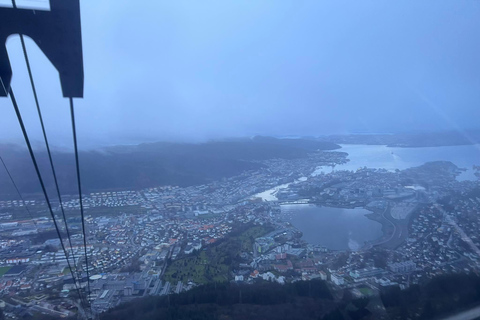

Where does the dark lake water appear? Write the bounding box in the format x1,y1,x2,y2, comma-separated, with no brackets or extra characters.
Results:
280,204,383,251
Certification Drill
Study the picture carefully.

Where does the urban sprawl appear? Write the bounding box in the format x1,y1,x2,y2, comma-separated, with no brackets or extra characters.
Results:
0,150,479,318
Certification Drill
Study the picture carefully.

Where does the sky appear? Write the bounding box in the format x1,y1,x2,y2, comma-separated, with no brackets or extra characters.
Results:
1,0,480,149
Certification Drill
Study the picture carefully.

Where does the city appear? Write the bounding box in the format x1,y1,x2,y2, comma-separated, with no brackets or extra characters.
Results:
0,148,479,318
1,0,480,319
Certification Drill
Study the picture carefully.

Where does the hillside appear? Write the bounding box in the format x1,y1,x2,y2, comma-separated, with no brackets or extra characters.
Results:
98,273,480,320
0,137,340,199
100,280,335,320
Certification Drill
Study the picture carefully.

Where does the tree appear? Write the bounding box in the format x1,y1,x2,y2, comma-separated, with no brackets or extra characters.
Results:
331,252,349,269
322,308,345,320
44,244,58,253
352,297,369,310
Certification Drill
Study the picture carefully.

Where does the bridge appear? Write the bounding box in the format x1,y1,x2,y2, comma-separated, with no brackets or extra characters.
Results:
278,200,310,205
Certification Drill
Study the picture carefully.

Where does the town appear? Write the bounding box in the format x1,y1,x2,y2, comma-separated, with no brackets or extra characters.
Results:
0,150,479,319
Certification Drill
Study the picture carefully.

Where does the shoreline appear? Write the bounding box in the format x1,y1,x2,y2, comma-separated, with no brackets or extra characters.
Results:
280,202,413,252
362,210,394,249
279,203,388,252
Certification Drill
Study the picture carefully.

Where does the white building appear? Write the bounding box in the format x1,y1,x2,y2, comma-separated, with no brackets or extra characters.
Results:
331,273,345,286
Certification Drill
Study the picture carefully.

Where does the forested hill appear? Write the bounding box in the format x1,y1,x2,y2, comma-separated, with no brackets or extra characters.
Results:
0,137,339,199
100,280,335,320
99,273,480,320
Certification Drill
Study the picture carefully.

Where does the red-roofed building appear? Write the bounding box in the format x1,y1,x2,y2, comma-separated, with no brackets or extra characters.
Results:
273,260,293,273
275,253,287,260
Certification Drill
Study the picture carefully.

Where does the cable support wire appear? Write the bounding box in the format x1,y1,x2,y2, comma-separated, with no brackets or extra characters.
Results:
17,31,85,286
11,1,92,317
70,98,93,311
0,155,38,226
9,87,90,317
2,156,91,318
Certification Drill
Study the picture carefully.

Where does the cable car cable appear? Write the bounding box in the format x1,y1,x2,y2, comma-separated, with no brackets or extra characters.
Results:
10,1,91,317
17,31,85,288
9,87,90,318
0,155,37,225
2,154,90,316
70,97,94,317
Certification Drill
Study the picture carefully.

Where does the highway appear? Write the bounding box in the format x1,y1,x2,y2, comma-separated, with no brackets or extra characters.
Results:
374,204,396,246
376,202,415,249
428,196,480,259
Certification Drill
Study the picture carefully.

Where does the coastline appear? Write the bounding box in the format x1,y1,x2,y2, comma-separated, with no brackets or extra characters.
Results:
362,210,393,249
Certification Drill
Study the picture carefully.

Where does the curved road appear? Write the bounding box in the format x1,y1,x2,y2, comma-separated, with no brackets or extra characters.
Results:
372,202,412,249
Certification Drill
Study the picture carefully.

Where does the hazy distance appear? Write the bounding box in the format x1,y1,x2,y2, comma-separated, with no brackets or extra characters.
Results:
1,0,480,149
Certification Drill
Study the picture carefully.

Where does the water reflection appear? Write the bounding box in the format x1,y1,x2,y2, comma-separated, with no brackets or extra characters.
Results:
280,204,383,251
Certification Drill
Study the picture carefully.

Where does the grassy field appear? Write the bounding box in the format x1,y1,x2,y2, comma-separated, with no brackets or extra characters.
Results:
0,266,12,277
164,250,229,284
237,225,270,251
164,225,272,285
358,287,374,296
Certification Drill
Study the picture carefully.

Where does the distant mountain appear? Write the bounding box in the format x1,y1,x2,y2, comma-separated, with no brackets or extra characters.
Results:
251,136,341,152
0,137,340,199
323,130,480,147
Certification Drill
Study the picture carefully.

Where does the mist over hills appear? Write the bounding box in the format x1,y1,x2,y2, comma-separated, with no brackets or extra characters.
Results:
0,137,340,199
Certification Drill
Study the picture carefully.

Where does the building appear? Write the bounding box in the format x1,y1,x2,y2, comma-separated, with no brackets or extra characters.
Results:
92,289,115,313
184,245,194,255
3,265,27,277
275,253,287,260
349,267,384,279
6,257,29,264
253,237,275,255
318,271,327,281
331,273,345,286
388,261,416,273
285,248,305,259
44,238,61,248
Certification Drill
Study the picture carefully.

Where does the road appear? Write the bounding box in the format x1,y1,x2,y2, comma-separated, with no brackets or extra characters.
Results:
428,197,480,259
369,203,402,249
445,215,480,258
375,202,416,249
159,246,173,278
379,204,396,244
361,204,393,250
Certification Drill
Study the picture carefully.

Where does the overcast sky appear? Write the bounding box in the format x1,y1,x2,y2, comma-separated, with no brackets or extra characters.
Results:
1,0,480,148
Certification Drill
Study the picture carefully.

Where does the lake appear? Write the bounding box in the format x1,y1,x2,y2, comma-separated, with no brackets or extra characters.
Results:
315,144,480,180
256,144,480,250
280,204,382,251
